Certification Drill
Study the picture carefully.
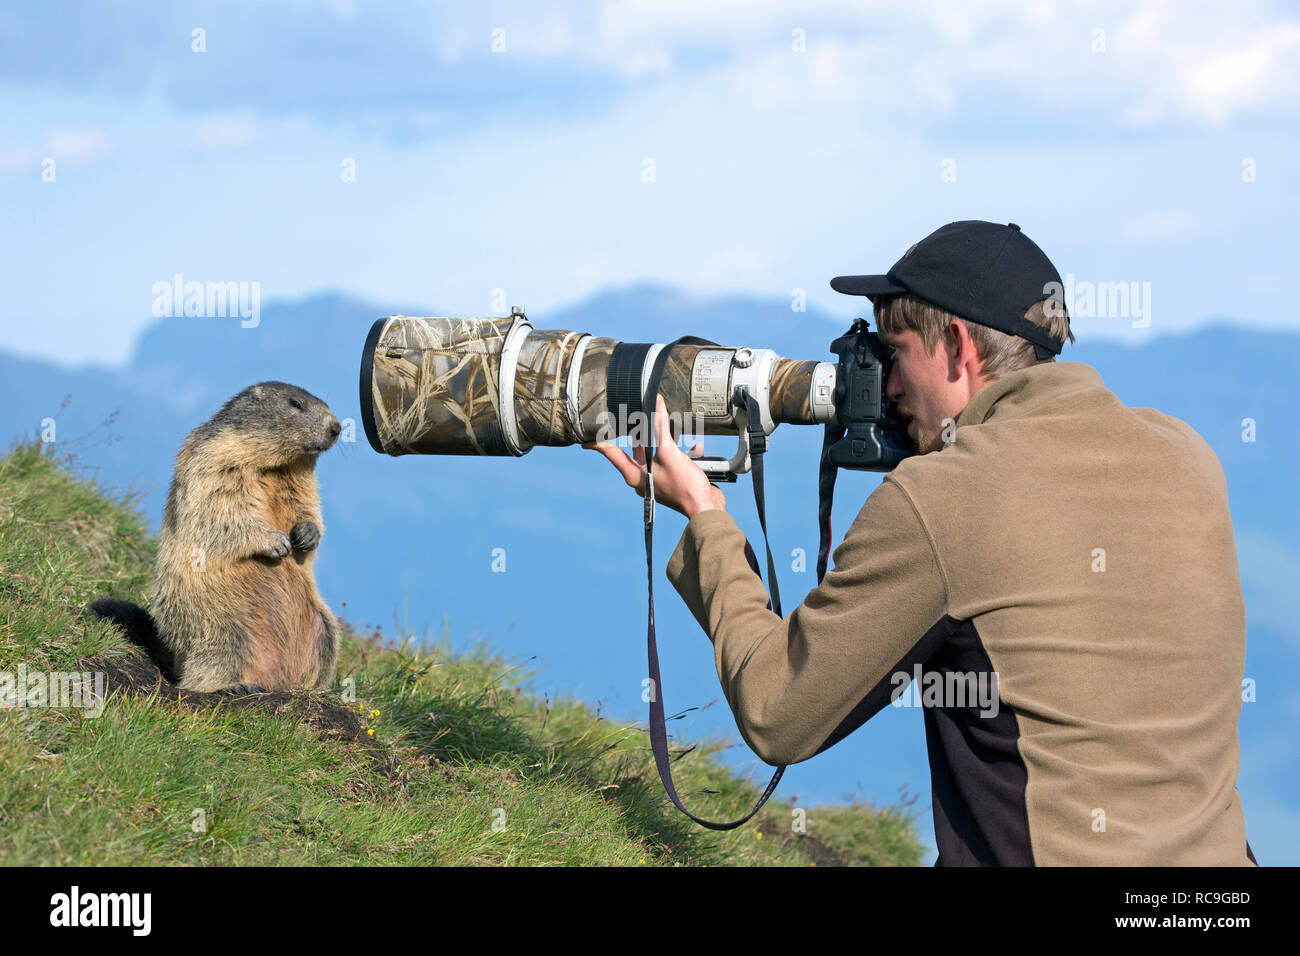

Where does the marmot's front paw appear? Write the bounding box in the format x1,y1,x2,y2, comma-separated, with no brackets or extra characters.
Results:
290,521,320,552
263,531,292,559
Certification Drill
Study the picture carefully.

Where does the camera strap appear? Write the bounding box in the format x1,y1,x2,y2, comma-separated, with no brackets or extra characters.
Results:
816,422,846,584
641,337,786,830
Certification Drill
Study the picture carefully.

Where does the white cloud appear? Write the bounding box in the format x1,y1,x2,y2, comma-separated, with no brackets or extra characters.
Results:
192,114,260,151
0,127,109,173
328,0,357,20
1180,24,1300,124
47,128,107,161
513,0,1300,126
1116,5,1300,125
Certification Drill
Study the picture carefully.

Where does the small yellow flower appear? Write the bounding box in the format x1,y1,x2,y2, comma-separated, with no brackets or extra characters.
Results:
754,830,763,840
370,710,380,718
367,728,375,736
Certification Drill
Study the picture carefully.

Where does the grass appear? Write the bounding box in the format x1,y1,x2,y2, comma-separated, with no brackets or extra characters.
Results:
0,437,925,866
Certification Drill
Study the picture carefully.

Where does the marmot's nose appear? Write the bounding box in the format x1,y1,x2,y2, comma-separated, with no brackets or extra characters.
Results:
328,418,341,440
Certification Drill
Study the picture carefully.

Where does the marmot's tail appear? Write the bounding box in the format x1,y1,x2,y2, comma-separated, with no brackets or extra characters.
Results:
88,597,178,683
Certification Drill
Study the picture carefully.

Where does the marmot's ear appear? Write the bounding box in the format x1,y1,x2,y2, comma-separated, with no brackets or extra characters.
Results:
250,385,265,401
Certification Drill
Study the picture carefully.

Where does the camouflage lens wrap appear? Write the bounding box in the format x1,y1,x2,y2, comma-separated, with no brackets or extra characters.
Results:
364,317,825,455
513,328,587,447
769,359,821,426
576,337,620,440
366,315,519,456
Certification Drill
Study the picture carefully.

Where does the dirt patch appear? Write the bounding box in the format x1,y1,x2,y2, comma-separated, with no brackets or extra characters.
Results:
757,816,852,867
85,647,373,746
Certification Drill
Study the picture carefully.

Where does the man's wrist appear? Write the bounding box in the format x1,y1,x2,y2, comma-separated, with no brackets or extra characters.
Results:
684,486,727,519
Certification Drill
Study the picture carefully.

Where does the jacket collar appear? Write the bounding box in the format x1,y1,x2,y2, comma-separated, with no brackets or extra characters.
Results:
954,361,1105,429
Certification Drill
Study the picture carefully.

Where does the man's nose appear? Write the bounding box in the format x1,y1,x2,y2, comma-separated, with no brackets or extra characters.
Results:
885,364,902,401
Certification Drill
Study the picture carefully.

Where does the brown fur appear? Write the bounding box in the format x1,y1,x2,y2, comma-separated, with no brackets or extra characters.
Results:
150,383,341,693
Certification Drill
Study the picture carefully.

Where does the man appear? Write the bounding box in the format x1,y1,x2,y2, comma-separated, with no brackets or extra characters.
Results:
585,220,1255,866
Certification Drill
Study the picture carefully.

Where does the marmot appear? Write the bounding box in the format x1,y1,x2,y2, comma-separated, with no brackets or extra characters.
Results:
91,381,341,694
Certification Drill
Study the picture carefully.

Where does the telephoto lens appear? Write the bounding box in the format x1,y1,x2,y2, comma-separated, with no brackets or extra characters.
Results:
359,307,839,459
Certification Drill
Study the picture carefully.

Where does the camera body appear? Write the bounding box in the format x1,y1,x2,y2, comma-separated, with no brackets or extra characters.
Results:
826,318,914,472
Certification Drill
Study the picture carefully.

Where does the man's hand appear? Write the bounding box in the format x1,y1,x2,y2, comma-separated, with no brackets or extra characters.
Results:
583,393,727,519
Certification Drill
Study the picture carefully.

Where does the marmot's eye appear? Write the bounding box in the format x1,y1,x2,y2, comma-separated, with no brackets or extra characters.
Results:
289,399,304,411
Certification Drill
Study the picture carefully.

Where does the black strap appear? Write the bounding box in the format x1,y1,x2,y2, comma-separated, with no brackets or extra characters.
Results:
816,422,845,584
642,337,786,829
738,387,783,618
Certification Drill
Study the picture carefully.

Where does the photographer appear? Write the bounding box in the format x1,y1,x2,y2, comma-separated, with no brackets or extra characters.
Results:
585,220,1256,866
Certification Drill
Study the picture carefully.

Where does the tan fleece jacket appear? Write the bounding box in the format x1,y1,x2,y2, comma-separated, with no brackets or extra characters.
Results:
666,360,1254,866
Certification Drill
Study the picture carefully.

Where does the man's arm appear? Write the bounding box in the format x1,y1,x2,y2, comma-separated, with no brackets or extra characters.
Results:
666,476,949,765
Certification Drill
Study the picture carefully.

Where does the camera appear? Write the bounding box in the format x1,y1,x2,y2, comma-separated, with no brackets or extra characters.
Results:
359,307,912,478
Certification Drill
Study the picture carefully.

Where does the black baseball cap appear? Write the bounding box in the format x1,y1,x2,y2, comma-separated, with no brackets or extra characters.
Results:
831,220,1066,360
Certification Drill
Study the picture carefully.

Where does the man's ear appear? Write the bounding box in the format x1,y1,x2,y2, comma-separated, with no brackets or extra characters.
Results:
945,320,971,379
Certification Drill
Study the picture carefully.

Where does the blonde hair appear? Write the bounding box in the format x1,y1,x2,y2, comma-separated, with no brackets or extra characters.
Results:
874,293,1075,379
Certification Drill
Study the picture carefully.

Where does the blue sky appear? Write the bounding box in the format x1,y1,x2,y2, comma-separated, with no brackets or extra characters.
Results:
2,0,1298,367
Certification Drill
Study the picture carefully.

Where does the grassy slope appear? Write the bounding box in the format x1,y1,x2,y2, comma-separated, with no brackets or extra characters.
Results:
0,439,924,866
